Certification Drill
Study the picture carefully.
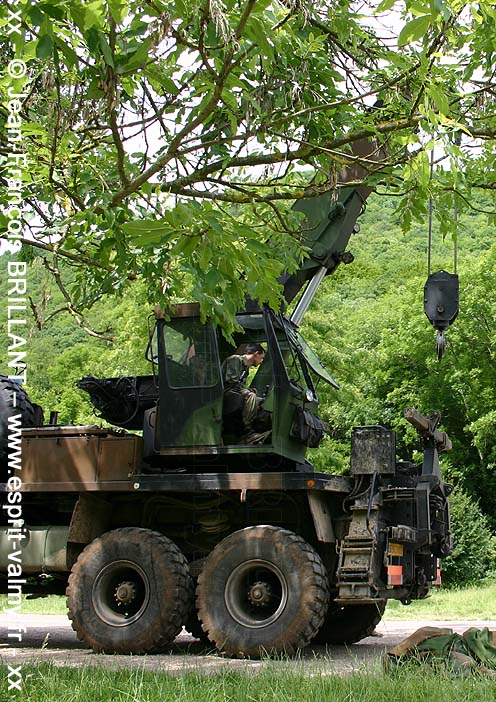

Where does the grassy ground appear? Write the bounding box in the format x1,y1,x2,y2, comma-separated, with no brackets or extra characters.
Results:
384,582,496,621
2,587,495,701
0,663,495,702
2,582,495,619
0,593,68,615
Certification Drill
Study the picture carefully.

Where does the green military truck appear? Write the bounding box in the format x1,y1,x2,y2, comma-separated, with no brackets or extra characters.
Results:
0,143,453,658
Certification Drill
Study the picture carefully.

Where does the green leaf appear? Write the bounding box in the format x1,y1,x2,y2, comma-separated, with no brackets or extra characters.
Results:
28,6,45,26
246,17,273,60
197,243,211,271
70,5,86,31
84,0,106,29
125,21,149,38
54,36,79,68
374,0,398,12
36,34,53,59
39,3,65,21
432,0,451,19
98,32,115,67
408,1,430,15
431,87,450,116
205,269,225,288
122,219,171,235
85,80,105,99
175,235,200,257
70,1,105,32
160,75,179,95
123,39,152,71
108,0,128,23
86,26,99,52
398,15,432,46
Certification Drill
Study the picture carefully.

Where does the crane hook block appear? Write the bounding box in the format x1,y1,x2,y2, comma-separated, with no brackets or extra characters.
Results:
424,270,459,332
424,270,459,360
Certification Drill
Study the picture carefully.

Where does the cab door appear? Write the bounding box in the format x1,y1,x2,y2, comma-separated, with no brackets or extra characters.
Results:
157,317,223,449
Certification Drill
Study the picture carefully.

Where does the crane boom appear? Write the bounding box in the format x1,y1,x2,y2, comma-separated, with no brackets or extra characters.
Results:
282,136,384,323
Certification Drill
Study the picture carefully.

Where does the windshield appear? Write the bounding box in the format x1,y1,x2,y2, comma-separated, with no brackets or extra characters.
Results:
283,321,339,389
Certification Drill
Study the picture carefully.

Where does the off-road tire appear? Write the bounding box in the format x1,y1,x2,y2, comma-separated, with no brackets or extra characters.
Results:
0,376,41,477
0,390,6,463
312,600,386,645
66,527,193,654
184,573,210,642
196,525,329,657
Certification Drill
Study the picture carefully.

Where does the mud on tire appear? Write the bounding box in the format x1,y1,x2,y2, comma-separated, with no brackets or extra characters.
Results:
196,525,329,658
66,527,193,654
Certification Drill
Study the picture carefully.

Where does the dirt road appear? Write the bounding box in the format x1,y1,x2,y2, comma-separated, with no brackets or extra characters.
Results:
1,615,495,676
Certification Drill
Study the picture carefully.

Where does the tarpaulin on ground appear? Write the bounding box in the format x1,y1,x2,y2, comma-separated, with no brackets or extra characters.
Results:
386,626,496,676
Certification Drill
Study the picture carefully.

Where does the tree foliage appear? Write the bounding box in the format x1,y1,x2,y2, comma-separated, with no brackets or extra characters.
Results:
442,489,496,587
2,0,496,334
304,194,496,530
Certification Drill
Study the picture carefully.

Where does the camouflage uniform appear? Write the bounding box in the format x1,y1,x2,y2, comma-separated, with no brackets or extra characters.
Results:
221,355,260,431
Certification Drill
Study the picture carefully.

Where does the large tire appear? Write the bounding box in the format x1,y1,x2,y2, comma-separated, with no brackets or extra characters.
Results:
0,376,41,480
184,574,210,642
0,389,6,461
196,525,329,657
312,600,386,645
66,527,193,654
0,375,43,446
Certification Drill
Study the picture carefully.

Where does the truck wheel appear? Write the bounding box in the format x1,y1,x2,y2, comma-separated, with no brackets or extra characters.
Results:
312,600,386,645
0,376,39,460
196,525,329,657
66,527,193,654
0,376,42,482
0,390,6,461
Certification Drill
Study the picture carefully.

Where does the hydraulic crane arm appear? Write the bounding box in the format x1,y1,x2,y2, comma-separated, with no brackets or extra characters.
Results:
282,137,384,325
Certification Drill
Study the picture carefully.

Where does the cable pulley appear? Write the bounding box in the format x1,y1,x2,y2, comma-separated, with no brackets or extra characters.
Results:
424,270,459,360
423,142,459,360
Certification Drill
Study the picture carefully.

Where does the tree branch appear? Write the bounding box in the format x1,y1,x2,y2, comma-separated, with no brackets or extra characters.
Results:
43,253,115,342
0,234,114,271
106,18,129,187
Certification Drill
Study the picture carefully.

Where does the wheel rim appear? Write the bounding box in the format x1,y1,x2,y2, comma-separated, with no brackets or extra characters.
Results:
92,559,150,627
225,559,288,629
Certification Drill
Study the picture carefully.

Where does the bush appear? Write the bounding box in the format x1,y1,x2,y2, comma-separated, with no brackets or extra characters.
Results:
442,488,496,587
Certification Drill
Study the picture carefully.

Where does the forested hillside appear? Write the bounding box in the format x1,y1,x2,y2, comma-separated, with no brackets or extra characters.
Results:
302,194,496,584
2,193,496,584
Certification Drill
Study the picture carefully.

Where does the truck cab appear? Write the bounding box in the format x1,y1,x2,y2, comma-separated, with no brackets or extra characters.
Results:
81,302,338,472
148,303,337,463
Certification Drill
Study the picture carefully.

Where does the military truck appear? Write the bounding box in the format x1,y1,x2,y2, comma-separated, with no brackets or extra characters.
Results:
0,140,453,658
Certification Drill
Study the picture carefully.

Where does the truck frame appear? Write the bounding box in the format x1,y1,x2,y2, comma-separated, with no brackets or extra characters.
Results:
0,138,453,658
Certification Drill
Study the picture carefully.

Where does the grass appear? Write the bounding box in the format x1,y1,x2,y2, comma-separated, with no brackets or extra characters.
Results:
0,663,495,702
0,593,68,615
2,586,495,701
3,582,496,619
384,582,496,621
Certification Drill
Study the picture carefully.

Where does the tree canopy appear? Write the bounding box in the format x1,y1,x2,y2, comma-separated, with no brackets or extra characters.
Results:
2,0,496,333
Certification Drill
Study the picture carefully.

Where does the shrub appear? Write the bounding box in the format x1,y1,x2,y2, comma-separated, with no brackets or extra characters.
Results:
442,488,496,587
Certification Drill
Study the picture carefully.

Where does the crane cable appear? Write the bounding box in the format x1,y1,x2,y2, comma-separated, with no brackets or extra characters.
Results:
427,144,459,277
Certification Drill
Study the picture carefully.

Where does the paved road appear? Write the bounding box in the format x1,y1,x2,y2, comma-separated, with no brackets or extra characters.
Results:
1,615,495,675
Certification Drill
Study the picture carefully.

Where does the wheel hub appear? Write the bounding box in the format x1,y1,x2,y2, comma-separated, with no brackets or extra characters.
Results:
248,581,272,607
92,559,151,628
114,581,137,605
224,559,288,629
